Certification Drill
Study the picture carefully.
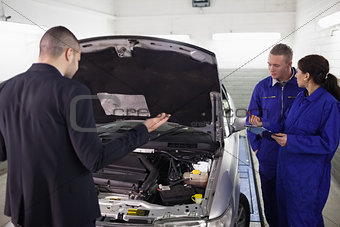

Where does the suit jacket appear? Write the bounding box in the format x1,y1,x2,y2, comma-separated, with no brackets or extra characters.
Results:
0,63,149,227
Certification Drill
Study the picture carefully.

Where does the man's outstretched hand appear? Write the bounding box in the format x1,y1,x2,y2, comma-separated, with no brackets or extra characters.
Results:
143,113,171,132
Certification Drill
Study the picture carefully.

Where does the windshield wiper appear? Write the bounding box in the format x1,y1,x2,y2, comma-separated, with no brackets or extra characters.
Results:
150,126,187,141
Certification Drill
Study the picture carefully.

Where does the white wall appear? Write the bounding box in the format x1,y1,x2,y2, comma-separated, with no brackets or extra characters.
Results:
0,22,43,81
0,0,116,81
294,0,340,78
2,0,116,38
112,0,296,16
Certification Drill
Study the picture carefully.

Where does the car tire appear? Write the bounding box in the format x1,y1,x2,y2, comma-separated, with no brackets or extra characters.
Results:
235,193,250,227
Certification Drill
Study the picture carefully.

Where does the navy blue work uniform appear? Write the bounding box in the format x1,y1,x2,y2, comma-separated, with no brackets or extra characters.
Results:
277,87,340,227
247,68,304,226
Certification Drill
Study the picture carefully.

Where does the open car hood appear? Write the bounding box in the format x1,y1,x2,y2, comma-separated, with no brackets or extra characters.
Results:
73,36,220,127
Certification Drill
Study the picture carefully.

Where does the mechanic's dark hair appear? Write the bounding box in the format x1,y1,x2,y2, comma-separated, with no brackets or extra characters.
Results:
270,43,293,63
298,54,340,102
39,26,79,58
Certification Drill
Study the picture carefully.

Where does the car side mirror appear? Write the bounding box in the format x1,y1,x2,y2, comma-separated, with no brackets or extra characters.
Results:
231,117,246,133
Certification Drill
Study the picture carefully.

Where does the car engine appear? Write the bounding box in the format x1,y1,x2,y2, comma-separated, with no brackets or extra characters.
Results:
93,150,212,206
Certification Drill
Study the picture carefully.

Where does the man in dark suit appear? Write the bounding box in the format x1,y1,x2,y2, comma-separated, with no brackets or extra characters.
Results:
0,26,169,227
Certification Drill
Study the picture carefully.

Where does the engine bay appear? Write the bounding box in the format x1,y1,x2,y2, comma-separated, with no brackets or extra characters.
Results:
93,149,213,206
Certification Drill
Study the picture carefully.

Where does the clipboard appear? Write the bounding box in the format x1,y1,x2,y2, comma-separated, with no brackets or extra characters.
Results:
246,125,274,140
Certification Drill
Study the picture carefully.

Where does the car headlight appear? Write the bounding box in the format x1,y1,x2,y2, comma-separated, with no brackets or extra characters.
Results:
207,204,233,227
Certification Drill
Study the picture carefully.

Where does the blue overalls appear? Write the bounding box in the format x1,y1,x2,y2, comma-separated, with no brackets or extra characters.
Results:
247,68,304,226
277,87,340,227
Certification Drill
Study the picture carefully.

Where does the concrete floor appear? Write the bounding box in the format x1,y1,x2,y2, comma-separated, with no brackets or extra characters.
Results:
0,160,340,226
0,173,10,226
323,177,340,227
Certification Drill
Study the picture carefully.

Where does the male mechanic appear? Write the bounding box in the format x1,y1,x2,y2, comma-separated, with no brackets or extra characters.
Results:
0,26,169,227
247,43,303,226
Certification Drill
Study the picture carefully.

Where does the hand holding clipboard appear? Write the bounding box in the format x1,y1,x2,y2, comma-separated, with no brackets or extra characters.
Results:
247,111,273,140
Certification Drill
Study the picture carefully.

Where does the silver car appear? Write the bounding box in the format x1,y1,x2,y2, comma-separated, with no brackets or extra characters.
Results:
73,36,251,227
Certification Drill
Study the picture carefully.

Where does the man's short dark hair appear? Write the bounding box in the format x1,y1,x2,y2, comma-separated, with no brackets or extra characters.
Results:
39,26,79,58
270,43,293,63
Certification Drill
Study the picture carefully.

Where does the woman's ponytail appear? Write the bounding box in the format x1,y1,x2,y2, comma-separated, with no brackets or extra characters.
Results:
323,73,340,102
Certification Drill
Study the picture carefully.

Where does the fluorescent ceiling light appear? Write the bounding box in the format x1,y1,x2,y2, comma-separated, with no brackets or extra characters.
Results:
212,32,281,41
152,35,190,42
318,11,340,28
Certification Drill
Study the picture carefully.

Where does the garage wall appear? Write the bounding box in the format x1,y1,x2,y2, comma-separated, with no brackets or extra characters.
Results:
113,0,296,16
220,68,268,110
0,0,116,81
294,0,340,77
1,0,116,38
0,22,44,81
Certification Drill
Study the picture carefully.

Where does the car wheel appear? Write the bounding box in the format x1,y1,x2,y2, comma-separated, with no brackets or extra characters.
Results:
235,193,250,227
